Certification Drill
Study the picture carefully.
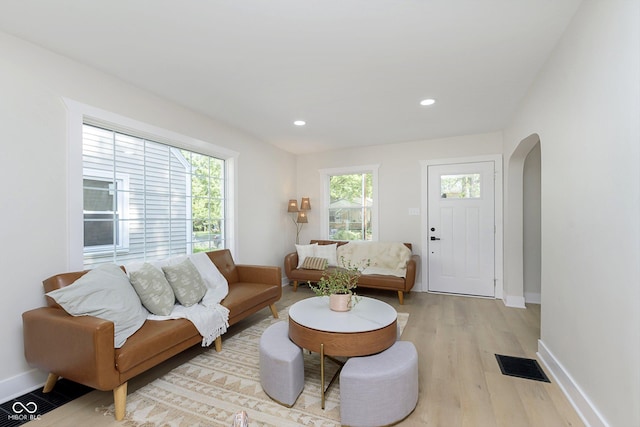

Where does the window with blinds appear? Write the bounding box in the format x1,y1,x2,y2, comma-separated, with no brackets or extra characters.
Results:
82,124,226,268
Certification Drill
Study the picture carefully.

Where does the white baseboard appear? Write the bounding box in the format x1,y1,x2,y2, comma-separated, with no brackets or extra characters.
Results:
524,292,541,304
0,369,46,404
537,340,609,427
503,295,526,308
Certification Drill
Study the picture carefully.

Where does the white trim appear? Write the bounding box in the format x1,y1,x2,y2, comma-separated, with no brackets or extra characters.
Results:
524,292,541,304
503,295,526,309
538,340,609,427
318,164,380,241
82,168,130,253
63,98,239,268
419,154,503,296
0,369,47,403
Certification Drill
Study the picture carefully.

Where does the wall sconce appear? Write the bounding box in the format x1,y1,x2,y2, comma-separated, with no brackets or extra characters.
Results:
288,197,310,244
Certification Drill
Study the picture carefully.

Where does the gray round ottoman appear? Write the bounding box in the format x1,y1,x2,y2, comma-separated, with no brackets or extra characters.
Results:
259,321,304,407
339,341,418,426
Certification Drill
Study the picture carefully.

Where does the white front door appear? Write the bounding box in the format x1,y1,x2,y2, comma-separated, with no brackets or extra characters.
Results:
427,161,495,297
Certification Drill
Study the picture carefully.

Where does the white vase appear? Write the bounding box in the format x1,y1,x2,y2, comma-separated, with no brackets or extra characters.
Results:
329,293,352,312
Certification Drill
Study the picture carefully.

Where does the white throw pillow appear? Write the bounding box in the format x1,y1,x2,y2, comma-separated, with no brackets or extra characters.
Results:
315,243,338,266
46,263,148,348
295,243,318,268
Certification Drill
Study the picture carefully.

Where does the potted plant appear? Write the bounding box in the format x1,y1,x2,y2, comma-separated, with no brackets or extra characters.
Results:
309,257,370,311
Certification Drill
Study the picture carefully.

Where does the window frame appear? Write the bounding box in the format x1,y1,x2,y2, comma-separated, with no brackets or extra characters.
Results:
319,164,380,241
82,168,130,253
65,99,239,271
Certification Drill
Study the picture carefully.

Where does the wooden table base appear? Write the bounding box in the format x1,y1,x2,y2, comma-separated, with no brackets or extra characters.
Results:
289,318,397,408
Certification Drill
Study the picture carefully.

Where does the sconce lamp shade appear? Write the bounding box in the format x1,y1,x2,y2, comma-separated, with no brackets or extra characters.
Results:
287,199,299,212
296,211,308,223
300,197,311,211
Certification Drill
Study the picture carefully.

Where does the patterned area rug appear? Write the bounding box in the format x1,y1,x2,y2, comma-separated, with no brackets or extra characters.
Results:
100,308,409,427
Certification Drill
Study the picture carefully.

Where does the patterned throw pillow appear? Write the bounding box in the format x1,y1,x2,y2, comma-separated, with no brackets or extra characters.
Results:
162,258,207,307
301,256,328,270
129,263,176,316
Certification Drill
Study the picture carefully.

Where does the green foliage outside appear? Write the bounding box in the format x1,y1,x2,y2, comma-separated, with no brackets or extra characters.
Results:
332,229,361,240
329,173,373,241
329,173,372,203
181,150,225,234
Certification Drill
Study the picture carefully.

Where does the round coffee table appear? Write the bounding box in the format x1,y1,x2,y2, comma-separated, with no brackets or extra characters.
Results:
288,296,397,408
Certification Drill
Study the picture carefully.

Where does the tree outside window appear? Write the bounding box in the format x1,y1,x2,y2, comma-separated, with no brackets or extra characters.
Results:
328,173,373,240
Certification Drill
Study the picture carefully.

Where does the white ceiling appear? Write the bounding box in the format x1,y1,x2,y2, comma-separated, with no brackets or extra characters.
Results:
0,0,581,154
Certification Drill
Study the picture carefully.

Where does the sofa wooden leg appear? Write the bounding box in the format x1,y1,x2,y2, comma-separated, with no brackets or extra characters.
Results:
269,304,279,319
42,373,58,393
293,280,298,291
397,291,404,305
215,335,222,352
113,382,127,421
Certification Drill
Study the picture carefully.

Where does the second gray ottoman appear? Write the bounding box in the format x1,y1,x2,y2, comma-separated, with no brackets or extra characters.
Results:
259,321,304,407
339,341,418,426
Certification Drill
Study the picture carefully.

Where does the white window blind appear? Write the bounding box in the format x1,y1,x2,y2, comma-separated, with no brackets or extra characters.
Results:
82,124,226,268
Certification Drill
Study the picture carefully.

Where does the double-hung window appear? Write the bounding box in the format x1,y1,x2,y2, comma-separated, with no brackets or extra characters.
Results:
320,165,379,241
83,171,128,251
79,121,231,268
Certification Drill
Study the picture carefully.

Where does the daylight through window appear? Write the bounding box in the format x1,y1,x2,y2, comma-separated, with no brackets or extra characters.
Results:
82,124,226,268
328,172,373,241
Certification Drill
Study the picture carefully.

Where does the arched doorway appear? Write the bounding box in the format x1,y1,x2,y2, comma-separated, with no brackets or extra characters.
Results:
504,133,541,307
523,142,541,304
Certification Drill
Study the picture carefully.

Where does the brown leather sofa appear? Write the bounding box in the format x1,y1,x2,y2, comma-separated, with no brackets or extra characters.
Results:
284,240,419,305
22,249,281,421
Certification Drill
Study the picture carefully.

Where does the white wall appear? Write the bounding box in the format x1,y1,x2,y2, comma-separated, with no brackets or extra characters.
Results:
503,1,640,426
0,32,295,400
523,142,541,303
295,131,504,289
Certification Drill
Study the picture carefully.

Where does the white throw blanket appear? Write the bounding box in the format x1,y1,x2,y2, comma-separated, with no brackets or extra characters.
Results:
337,241,412,278
146,253,230,347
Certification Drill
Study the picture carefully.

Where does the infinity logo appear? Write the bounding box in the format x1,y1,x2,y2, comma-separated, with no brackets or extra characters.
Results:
12,401,38,414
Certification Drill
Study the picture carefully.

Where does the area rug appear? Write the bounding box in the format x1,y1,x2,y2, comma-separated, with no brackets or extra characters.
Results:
100,308,409,427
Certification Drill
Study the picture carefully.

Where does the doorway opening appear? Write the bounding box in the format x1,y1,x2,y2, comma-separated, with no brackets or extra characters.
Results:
505,133,541,308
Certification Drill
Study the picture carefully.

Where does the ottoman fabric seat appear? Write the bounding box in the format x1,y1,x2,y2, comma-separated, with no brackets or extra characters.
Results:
339,341,418,427
259,321,304,407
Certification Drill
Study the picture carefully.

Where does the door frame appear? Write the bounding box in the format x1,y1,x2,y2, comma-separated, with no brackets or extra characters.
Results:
419,155,503,298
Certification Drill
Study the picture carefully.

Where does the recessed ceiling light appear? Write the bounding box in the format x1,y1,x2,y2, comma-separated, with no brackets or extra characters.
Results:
294,120,306,126
420,98,436,106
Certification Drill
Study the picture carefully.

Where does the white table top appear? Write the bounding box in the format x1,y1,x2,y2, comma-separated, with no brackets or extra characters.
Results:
288,296,397,333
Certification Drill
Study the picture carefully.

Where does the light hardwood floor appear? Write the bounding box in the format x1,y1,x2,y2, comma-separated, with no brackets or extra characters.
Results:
26,286,584,427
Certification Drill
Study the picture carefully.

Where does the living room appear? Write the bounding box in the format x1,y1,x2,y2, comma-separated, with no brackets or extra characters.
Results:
0,1,638,426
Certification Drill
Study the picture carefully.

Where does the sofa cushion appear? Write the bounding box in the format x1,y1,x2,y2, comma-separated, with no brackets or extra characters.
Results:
45,263,148,348
222,282,282,324
114,318,200,373
300,256,328,270
162,258,207,307
129,263,176,316
295,243,318,268
315,243,338,266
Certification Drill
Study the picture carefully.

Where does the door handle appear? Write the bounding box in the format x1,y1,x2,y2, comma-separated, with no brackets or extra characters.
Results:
430,236,441,241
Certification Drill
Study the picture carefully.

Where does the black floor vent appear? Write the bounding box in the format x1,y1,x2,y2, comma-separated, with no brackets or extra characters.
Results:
495,354,551,383
0,379,93,427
